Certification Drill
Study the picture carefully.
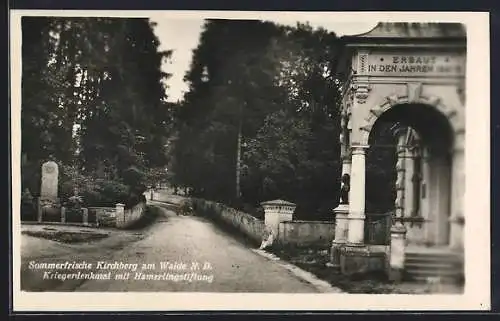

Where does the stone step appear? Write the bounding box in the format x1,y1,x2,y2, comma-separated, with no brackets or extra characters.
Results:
406,254,462,263
405,261,461,270
406,251,462,258
404,250,464,284
405,271,463,284
405,267,462,276
405,257,461,265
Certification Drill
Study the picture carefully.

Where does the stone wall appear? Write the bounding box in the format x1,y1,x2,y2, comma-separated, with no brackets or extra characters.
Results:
190,198,266,244
190,198,336,248
277,220,336,247
116,202,147,229
88,207,116,227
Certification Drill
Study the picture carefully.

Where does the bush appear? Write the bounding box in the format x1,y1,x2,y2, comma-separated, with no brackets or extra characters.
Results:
122,166,146,189
57,164,148,208
81,179,131,207
21,188,37,221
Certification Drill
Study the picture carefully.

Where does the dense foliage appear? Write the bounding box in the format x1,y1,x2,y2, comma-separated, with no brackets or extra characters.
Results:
21,17,397,216
21,17,174,207
170,20,346,219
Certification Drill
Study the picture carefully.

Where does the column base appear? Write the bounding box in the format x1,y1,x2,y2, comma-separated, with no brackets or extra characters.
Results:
327,241,345,272
389,268,404,282
340,245,386,276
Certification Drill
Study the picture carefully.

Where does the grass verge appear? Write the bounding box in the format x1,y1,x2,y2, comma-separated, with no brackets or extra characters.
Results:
22,229,109,244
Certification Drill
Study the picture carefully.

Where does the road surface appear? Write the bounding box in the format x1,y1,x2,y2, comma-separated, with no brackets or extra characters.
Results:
75,204,319,292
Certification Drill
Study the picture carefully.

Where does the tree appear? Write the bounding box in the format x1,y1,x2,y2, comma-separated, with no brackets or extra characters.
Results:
172,20,344,218
21,17,175,202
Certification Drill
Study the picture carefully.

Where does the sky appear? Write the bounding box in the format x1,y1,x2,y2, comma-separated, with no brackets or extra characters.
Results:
150,17,378,102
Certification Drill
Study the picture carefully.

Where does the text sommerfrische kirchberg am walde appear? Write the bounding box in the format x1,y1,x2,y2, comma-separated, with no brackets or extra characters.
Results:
27,260,215,283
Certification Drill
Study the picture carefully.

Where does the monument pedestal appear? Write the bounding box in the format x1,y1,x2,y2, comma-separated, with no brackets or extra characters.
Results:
37,197,61,223
389,221,407,282
328,204,349,271
340,244,387,276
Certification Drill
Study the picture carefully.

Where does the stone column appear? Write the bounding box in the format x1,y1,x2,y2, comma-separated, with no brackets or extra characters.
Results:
394,131,407,221
116,203,125,227
347,145,369,245
389,132,408,282
61,207,66,223
404,149,415,217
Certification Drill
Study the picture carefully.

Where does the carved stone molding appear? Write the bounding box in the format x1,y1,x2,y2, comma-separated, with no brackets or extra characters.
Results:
427,95,441,106
385,94,399,106
352,82,371,104
369,107,384,118
407,82,423,103
357,52,369,75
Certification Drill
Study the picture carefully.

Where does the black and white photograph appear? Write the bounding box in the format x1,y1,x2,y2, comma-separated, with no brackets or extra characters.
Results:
10,10,490,311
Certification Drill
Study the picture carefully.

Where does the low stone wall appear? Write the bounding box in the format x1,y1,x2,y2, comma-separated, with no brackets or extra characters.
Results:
277,220,335,247
88,207,116,227
189,198,337,248
190,198,266,244
116,202,147,229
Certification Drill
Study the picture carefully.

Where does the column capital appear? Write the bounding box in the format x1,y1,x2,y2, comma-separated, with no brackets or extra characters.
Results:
351,145,370,155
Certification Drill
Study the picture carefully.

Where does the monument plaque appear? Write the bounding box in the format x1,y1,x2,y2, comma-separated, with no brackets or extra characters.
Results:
40,161,59,199
360,52,465,77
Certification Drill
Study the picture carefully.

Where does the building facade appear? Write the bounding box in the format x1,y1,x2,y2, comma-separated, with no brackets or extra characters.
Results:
331,23,466,282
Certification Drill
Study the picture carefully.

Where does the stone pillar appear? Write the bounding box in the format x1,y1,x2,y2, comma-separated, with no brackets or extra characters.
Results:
389,221,407,281
37,198,43,223
329,204,349,269
389,131,408,282
394,132,407,221
82,208,89,226
404,150,415,217
261,200,296,242
347,145,368,245
116,203,125,227
61,207,66,223
449,148,465,250
329,154,351,269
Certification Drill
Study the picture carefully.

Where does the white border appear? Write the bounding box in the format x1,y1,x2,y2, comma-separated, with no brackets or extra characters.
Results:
10,10,491,311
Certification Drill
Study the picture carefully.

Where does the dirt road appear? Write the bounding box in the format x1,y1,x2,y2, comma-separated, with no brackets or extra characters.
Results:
75,204,319,292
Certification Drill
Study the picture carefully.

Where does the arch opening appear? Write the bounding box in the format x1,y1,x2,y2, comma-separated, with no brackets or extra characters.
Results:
368,103,455,156
365,103,454,246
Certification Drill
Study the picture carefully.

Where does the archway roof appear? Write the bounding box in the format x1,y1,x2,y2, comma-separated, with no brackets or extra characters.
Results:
347,22,466,39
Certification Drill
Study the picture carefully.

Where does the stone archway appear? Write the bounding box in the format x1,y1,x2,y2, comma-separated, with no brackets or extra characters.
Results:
358,93,464,148
329,23,466,279
364,100,458,247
